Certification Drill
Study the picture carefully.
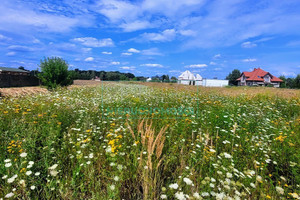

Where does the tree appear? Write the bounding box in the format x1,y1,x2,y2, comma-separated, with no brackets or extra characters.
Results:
18,66,26,71
295,74,300,89
279,75,287,88
161,75,169,82
226,69,241,86
286,78,296,88
38,57,73,89
170,76,178,83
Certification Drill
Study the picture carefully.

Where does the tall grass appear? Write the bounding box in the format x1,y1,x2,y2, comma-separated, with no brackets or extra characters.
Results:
0,83,299,199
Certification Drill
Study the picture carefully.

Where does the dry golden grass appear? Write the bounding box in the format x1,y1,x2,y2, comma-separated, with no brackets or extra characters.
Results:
1,80,299,99
0,87,48,97
139,82,300,99
128,119,168,200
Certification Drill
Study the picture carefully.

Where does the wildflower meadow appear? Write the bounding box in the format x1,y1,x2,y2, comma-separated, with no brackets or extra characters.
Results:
0,83,299,199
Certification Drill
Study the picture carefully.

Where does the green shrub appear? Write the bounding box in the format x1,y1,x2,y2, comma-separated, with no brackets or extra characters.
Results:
38,57,73,89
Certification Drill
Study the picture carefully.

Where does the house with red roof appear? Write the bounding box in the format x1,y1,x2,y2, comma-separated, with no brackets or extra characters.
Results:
236,68,283,87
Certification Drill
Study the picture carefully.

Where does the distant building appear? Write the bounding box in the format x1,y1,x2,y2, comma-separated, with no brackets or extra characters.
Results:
178,70,203,85
0,67,29,75
0,67,39,88
146,77,152,82
202,79,229,87
237,68,283,87
178,70,228,87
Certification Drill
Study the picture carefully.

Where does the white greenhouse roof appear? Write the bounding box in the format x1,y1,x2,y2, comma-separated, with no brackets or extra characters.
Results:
178,70,196,80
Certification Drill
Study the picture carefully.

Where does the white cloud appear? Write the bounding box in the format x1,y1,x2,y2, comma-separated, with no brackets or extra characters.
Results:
82,48,92,53
128,48,140,53
281,71,297,77
179,29,197,36
102,51,112,54
140,29,176,42
120,20,154,32
8,45,33,52
140,63,164,68
32,38,41,44
214,67,222,71
6,51,16,56
209,61,217,65
0,1,93,33
84,57,94,62
185,64,207,68
141,48,162,56
121,52,132,56
0,34,11,41
169,70,181,73
287,40,300,47
120,66,135,70
242,58,257,62
213,54,221,59
94,0,205,32
73,37,114,47
241,41,257,48
110,61,120,65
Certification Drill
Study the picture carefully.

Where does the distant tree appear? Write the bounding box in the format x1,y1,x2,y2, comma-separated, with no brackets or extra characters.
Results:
38,57,73,89
99,72,106,80
286,78,296,88
226,69,241,86
161,74,170,82
170,76,178,83
18,66,26,71
125,73,135,79
106,72,120,81
30,70,39,77
120,74,127,81
295,74,300,89
90,71,96,79
279,75,287,88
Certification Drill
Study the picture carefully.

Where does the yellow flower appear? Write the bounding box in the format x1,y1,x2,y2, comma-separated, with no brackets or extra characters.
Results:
20,168,26,173
275,135,286,142
266,195,271,199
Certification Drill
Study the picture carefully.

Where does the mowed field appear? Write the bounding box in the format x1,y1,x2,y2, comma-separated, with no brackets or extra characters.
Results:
0,81,299,199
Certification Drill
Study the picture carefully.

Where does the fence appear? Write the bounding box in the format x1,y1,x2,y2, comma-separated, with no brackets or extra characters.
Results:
0,74,40,88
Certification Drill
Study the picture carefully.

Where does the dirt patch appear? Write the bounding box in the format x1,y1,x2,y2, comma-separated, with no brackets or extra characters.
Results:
73,80,102,86
0,87,48,98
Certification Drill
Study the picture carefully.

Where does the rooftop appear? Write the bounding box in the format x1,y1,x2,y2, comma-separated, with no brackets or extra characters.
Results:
237,68,282,82
0,67,29,73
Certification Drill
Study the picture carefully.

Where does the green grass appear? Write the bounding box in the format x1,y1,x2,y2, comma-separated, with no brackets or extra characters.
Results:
0,83,299,199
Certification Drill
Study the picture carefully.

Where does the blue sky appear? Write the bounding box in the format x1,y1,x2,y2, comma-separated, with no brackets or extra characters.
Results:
0,0,300,78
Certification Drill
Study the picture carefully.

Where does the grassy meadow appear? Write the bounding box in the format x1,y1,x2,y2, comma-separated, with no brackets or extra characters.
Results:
0,82,299,199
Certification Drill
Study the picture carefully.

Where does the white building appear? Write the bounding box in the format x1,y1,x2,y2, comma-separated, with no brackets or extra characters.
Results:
178,70,228,87
202,79,229,87
195,74,203,86
146,77,152,82
178,70,203,85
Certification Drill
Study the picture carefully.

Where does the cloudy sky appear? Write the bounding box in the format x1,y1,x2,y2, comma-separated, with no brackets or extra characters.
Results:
0,0,300,78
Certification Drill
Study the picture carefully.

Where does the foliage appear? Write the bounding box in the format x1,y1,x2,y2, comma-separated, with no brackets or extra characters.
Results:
0,84,299,199
226,69,241,85
38,57,73,89
72,69,136,81
279,75,300,89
